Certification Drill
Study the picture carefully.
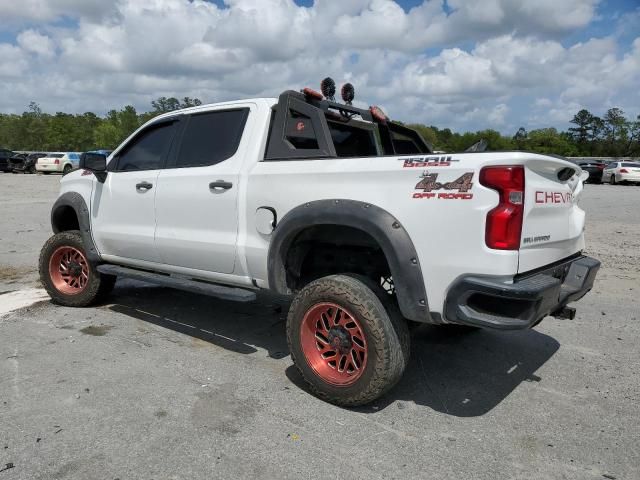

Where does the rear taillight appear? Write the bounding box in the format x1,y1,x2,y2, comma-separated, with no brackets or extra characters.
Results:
54,159,60,165
620,168,629,173
480,166,525,250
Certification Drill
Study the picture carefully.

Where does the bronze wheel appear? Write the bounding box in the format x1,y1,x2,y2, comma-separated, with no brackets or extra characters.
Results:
300,302,368,386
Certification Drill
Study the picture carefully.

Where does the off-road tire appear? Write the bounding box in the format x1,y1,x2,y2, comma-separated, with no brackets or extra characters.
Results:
39,231,116,307
287,274,409,407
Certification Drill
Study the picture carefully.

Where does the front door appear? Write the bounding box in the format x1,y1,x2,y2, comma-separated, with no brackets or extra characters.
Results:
154,107,251,273
91,119,179,263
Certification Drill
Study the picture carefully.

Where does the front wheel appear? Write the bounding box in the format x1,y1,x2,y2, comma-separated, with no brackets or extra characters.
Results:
287,274,409,407
39,231,116,307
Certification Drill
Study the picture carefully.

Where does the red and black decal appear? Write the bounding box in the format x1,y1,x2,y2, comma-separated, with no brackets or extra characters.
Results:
413,171,474,200
402,156,459,168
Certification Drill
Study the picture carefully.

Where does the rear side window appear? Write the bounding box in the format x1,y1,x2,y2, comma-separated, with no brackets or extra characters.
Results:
115,121,177,172
328,122,378,157
174,109,249,168
622,162,640,167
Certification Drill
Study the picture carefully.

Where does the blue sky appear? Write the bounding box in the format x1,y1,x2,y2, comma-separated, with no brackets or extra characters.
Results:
0,0,638,133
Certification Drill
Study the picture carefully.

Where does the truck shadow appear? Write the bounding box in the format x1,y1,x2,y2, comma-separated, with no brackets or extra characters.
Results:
349,325,559,417
106,280,559,418
107,279,291,359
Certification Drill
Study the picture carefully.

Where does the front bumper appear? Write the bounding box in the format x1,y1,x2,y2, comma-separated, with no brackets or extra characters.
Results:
444,255,600,330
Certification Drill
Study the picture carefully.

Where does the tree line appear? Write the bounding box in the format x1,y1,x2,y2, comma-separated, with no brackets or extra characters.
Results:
1,98,638,157
0,97,202,152
409,107,639,157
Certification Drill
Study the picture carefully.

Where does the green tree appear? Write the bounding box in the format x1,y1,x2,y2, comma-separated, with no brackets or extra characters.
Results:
568,109,593,151
513,127,528,150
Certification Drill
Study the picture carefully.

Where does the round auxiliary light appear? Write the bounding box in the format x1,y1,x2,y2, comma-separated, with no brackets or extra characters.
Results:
341,83,355,105
320,77,336,101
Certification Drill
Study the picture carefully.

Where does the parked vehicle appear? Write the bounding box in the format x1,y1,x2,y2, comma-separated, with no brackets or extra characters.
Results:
602,161,640,185
0,148,16,172
11,152,47,174
38,81,600,406
36,152,82,175
575,160,606,184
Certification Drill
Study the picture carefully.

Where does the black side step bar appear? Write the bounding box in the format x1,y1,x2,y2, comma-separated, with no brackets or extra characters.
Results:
97,264,257,303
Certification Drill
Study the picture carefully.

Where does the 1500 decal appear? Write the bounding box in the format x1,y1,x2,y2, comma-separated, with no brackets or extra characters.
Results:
413,171,474,199
402,156,459,168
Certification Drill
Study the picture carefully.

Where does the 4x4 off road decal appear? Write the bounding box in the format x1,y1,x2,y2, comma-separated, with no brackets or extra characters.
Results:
413,171,474,200
401,156,459,168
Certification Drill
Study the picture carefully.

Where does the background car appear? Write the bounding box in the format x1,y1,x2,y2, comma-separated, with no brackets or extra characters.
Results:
11,152,48,174
0,148,16,172
602,161,640,185
36,152,82,175
575,160,606,183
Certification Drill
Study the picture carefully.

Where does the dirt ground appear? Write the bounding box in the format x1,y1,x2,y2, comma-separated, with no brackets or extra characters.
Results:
0,173,638,480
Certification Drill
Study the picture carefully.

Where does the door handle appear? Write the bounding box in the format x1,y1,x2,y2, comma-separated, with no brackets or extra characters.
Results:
209,180,233,190
136,181,153,191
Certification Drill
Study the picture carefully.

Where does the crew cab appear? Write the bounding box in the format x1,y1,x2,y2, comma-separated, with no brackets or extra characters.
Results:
39,81,600,406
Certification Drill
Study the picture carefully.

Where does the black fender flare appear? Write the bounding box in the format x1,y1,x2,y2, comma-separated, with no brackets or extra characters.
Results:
51,192,100,263
267,199,431,323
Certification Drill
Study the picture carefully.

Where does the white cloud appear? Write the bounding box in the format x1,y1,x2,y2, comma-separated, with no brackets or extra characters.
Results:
0,0,637,133
0,44,29,77
17,29,55,58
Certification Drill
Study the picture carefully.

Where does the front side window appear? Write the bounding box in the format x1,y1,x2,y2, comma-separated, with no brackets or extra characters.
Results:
174,109,249,168
115,121,177,172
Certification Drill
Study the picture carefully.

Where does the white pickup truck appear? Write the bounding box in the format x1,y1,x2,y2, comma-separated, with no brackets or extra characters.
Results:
39,82,600,406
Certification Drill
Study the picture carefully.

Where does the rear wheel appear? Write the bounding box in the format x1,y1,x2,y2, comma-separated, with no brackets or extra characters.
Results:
609,174,616,185
39,231,116,307
29,165,36,174
62,164,72,175
287,274,409,407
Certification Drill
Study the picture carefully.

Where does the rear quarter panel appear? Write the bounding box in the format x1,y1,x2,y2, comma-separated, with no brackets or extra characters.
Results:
245,153,525,315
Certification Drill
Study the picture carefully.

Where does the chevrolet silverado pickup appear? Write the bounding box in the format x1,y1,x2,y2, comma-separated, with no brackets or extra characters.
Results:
39,80,600,406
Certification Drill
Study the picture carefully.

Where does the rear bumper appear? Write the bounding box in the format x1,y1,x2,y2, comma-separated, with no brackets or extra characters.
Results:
36,164,63,172
584,169,603,182
444,255,600,330
619,173,640,182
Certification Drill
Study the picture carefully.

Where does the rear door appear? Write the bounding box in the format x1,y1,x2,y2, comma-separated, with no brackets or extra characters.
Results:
518,158,585,273
154,106,252,273
91,118,179,263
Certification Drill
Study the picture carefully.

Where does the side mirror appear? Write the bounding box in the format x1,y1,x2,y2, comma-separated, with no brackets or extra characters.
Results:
80,152,107,182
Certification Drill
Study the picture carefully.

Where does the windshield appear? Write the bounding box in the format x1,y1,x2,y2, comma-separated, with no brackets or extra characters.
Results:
48,154,64,158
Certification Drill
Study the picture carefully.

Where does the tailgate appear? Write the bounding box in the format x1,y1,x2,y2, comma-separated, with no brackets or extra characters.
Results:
519,158,585,273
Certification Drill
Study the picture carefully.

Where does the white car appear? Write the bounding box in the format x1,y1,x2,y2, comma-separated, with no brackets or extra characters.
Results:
602,161,640,185
38,82,600,406
36,152,82,175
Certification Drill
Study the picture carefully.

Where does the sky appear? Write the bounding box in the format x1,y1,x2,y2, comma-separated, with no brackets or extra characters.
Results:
0,0,639,134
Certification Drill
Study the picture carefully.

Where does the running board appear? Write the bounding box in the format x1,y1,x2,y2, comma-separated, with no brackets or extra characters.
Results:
96,264,257,303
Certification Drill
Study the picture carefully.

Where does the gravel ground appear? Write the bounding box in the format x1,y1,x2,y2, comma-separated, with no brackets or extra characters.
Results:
0,173,638,480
